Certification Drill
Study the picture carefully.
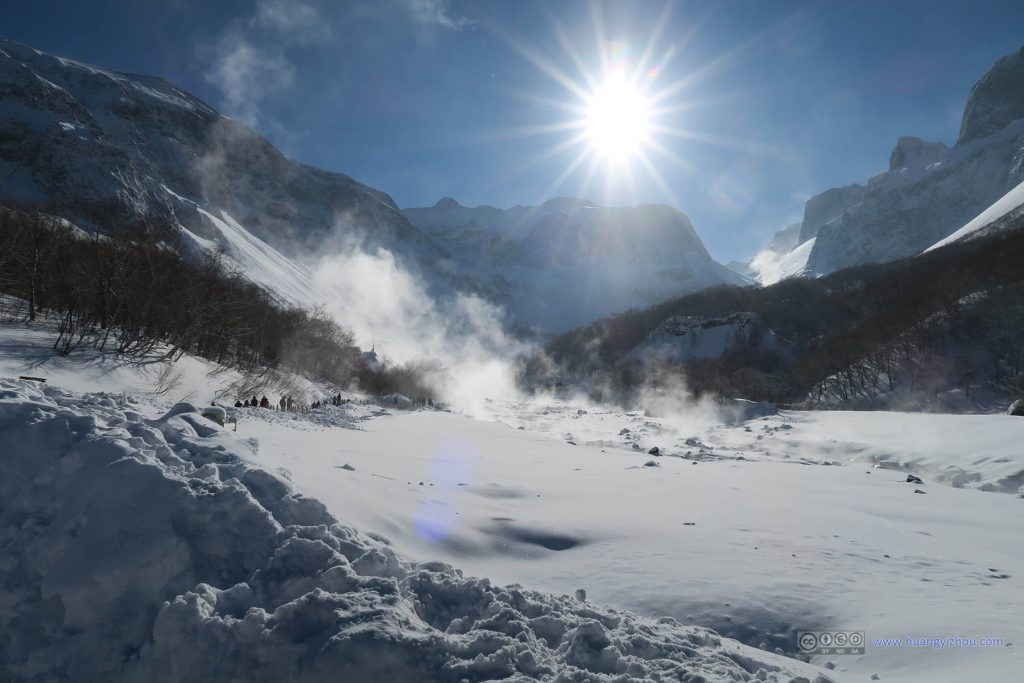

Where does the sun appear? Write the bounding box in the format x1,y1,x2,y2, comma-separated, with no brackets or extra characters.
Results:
487,5,727,202
583,71,652,162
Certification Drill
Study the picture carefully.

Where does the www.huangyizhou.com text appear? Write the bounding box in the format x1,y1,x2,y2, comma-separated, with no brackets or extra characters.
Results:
872,636,1005,649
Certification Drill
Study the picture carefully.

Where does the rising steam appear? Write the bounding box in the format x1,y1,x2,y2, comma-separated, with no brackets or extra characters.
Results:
310,246,530,415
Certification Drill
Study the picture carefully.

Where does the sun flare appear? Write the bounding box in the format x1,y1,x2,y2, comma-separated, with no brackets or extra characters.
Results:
583,71,652,162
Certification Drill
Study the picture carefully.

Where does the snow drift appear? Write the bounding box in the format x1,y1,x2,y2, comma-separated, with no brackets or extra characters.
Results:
0,378,828,682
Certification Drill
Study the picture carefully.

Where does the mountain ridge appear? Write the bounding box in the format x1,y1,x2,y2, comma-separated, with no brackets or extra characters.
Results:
741,44,1024,284
1,36,743,332
404,196,745,331
0,37,438,278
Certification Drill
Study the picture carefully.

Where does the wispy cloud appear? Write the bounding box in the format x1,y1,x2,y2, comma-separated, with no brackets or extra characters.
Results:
205,0,331,128
403,0,474,31
203,0,470,131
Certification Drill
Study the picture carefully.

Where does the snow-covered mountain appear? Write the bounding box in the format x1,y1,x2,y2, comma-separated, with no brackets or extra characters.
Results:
1,37,744,332
405,197,747,331
743,46,1024,283
0,37,439,305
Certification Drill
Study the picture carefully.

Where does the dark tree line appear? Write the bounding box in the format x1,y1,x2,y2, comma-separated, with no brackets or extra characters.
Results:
0,205,438,398
532,217,1024,408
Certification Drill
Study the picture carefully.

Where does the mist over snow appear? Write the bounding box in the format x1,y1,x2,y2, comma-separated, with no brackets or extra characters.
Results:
310,245,531,415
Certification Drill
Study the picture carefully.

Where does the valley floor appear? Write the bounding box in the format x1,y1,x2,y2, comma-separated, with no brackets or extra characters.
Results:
1,320,1021,681
246,400,1024,682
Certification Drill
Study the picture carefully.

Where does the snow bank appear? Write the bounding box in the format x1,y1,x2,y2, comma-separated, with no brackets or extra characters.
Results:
0,378,828,682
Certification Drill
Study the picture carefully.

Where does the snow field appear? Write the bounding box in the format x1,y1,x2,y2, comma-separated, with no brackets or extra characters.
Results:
244,398,1023,682
0,378,832,682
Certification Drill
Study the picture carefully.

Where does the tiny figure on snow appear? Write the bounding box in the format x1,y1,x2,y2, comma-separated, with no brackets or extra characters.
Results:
235,399,243,408
259,396,270,408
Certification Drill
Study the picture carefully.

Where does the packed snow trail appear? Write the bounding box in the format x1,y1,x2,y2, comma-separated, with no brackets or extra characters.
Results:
0,379,831,682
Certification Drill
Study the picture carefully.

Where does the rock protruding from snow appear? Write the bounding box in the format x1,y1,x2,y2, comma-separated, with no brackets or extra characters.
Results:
0,378,830,682
959,47,1024,144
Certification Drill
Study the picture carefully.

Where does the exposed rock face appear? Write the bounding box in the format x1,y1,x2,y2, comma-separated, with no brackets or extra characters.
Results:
804,119,1024,273
798,184,865,243
889,136,949,171
765,222,802,254
959,48,1024,145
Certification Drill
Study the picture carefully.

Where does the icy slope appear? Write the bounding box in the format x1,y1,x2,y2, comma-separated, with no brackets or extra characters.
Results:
925,178,1024,252
745,237,816,285
0,378,830,682
405,197,748,331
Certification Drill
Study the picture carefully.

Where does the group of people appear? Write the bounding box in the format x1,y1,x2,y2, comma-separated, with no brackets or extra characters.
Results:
234,395,295,411
310,393,348,410
232,393,349,412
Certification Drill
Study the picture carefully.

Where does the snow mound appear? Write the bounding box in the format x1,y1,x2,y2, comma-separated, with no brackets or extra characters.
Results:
0,378,828,682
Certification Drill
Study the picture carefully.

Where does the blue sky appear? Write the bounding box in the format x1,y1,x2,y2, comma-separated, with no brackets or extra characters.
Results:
4,0,1024,261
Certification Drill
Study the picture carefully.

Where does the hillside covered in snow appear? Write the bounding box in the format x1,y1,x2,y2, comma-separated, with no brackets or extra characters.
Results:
741,46,1024,285
405,197,747,331
0,38,744,333
0,36,467,316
